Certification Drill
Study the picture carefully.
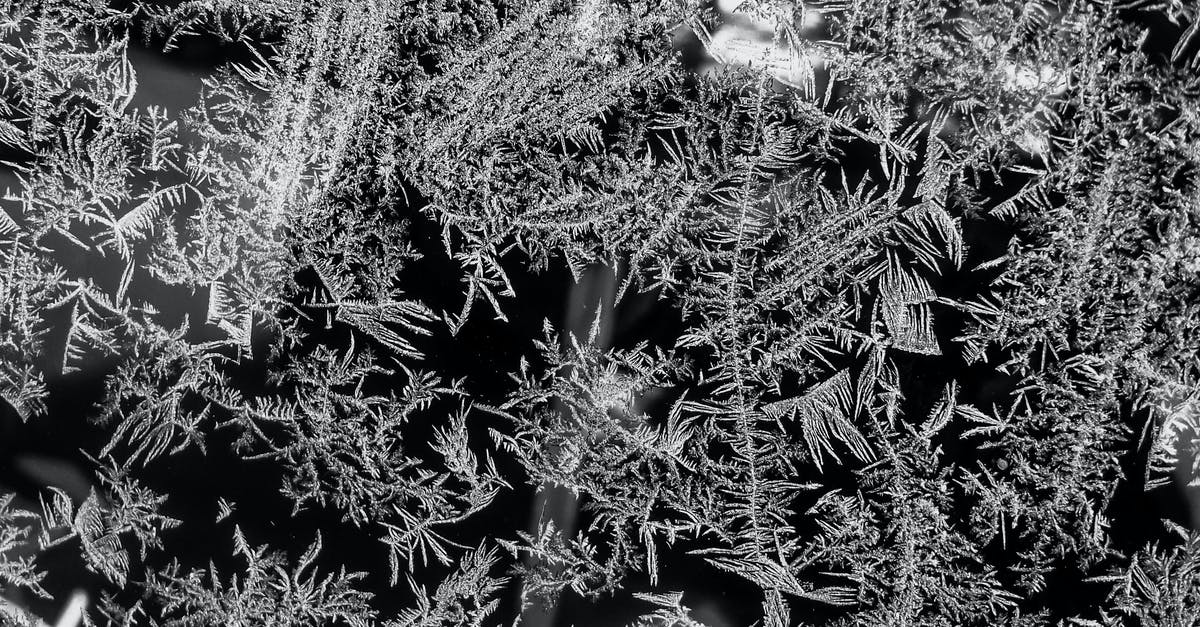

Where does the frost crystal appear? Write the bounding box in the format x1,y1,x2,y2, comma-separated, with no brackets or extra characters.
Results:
0,0,1198,625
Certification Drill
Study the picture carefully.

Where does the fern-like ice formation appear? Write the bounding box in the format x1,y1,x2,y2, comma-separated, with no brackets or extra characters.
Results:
1,0,1199,625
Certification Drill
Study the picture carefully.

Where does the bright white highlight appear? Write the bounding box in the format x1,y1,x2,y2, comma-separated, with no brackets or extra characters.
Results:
1004,62,1067,93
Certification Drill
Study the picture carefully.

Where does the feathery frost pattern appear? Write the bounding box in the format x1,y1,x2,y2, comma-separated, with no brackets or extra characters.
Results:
0,0,1199,625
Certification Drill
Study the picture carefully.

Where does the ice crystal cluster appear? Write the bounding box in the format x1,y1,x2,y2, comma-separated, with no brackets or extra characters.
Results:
1,0,1199,625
